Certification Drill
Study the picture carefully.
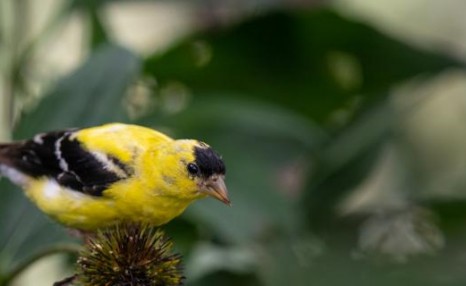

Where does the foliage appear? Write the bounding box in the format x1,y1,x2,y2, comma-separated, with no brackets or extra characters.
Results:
0,1,465,286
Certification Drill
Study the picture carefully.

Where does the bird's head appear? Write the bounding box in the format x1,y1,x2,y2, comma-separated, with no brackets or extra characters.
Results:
155,140,230,205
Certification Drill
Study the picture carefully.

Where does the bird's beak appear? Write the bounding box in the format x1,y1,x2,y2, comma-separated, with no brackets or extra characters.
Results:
203,175,231,206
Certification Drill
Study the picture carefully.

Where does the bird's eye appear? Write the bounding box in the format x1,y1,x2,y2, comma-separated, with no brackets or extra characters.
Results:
187,163,199,176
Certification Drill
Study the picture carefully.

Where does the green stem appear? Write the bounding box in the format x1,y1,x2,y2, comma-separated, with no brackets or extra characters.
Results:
0,0,13,142
0,76,12,142
1,244,82,286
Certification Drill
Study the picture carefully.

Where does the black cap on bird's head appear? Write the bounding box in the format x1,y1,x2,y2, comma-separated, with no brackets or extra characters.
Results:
188,143,230,205
193,146,226,178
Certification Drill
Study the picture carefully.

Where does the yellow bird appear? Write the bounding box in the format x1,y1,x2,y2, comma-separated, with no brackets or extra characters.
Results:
0,123,229,230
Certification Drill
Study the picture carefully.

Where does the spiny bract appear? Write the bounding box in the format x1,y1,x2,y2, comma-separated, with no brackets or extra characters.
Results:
77,223,184,286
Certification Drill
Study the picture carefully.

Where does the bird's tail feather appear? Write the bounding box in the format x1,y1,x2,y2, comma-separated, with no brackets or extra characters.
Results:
0,144,7,178
0,143,14,178
0,143,29,186
0,143,11,164
0,144,6,180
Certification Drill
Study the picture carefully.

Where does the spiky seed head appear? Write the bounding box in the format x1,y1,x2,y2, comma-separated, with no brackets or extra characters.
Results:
76,223,184,286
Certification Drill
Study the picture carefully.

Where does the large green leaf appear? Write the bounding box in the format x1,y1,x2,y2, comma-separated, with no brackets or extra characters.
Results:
15,44,140,137
145,8,461,124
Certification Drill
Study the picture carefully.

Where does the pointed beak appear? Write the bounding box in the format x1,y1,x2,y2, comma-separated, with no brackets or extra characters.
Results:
203,175,231,206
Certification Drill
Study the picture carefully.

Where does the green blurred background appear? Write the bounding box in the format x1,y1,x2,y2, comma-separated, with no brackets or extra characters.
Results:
1,0,466,285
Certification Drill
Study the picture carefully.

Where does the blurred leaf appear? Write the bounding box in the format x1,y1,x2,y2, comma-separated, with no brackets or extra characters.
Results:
145,8,461,124
257,237,317,286
303,101,394,227
63,1,110,48
88,8,110,49
15,44,140,137
0,44,140,276
139,96,325,148
0,181,68,276
163,217,200,255
186,242,256,281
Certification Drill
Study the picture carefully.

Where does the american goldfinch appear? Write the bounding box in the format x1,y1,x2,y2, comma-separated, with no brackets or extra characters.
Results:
0,123,229,230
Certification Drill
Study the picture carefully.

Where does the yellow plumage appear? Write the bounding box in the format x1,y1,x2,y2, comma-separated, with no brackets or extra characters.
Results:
0,123,229,230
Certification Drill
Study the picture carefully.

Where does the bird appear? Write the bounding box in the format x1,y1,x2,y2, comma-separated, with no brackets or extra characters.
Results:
0,123,229,230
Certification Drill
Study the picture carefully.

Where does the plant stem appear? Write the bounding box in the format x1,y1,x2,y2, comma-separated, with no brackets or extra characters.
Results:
0,77,12,142
0,0,13,141
1,244,82,286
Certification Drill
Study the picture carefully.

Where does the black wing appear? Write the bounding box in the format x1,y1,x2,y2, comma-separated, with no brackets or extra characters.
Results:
0,130,133,196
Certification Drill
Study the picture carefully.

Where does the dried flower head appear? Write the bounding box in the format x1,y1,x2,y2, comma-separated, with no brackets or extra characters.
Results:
76,223,184,286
